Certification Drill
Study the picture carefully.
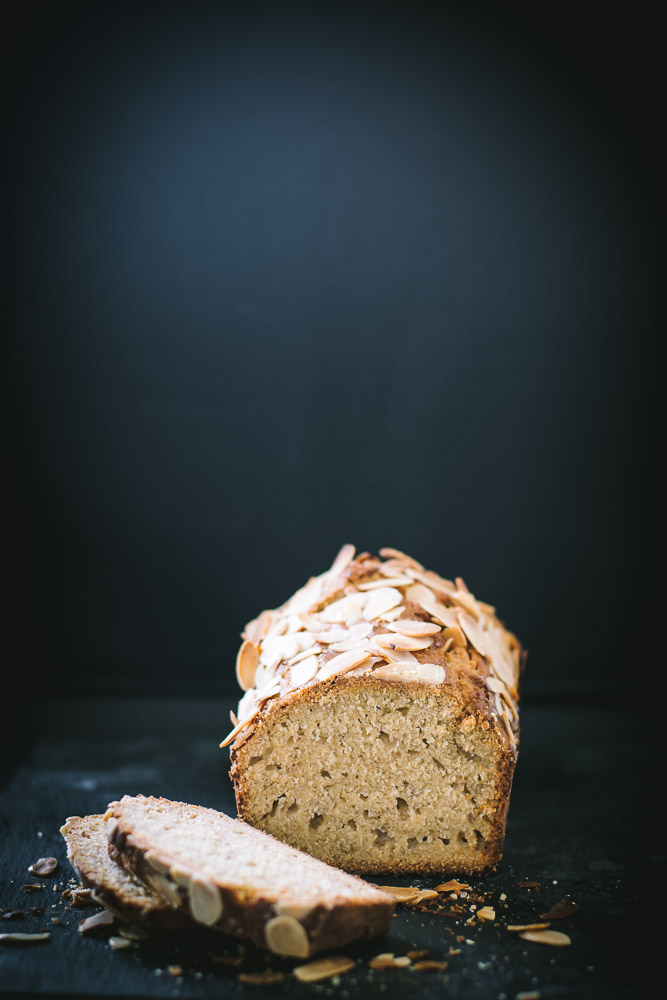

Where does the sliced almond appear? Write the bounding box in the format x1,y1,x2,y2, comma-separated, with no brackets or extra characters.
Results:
485,675,506,694
290,655,320,686
419,599,460,628
435,880,471,892
188,876,223,926
403,889,439,905
385,620,441,636
373,633,434,651
519,929,571,946
405,582,437,605
406,568,455,598
235,640,259,692
219,707,260,748
442,625,466,647
477,906,495,921
371,645,418,664
238,971,285,985
0,932,51,944
415,663,446,683
265,915,310,958
329,543,356,577
318,649,374,680
413,960,449,972
507,922,551,932
357,577,413,590
293,956,355,982
147,873,181,908
369,953,412,969
289,645,321,665
379,548,424,570
372,885,421,903
362,587,404,619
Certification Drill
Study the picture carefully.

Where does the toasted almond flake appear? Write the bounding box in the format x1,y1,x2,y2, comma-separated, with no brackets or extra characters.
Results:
289,645,321,665
329,543,356,577
28,857,58,876
319,595,365,626
379,548,424,570
318,649,374,680
371,644,419,664
477,906,495,921
405,582,437,605
0,932,51,944
407,950,429,960
486,675,506,694
372,886,421,903
235,640,259,691
79,910,115,935
293,956,355,982
385,620,441,636
404,889,439,905
188,876,223,926
357,577,413,590
435,880,471,892
375,607,404,622
373,633,434,651
448,588,481,618
413,960,449,972
219,707,260,748
415,663,446,683
108,936,132,950
229,710,238,726
406,568,456,598
290,655,320,686
507,923,551,932
419,599,460,628
519,929,571,946
369,953,412,969
362,587,404,619
372,663,416,681
238,970,285,985
442,625,467,647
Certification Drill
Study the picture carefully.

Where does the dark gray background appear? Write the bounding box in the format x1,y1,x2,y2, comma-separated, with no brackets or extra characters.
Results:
4,0,663,702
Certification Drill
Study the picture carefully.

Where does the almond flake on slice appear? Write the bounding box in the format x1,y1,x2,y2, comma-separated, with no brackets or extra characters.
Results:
385,620,441,636
379,548,424,570
293,956,355,982
318,649,375,680
235,640,260,692
486,675,506,694
374,633,434,651
519,929,571,946
507,923,551,932
264,915,310,958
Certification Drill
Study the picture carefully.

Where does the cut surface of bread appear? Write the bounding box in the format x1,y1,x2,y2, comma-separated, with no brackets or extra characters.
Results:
60,814,191,929
105,794,395,957
226,545,523,875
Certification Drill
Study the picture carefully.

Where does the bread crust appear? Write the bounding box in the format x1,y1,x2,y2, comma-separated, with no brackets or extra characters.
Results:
106,795,395,956
231,674,517,876
61,814,192,930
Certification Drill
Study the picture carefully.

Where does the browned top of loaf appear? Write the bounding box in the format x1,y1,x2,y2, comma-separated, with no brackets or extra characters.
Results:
223,545,523,750
105,795,395,910
60,813,178,922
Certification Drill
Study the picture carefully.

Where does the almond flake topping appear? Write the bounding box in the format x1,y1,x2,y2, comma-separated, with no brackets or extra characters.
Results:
329,543,356,577
378,547,424,569
235,640,259,692
373,633,434,652
385,620,441,636
318,649,375,680
290,655,320,687
357,577,414,590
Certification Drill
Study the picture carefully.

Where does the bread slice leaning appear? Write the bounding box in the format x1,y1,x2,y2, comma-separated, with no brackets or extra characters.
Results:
105,794,395,957
60,814,191,929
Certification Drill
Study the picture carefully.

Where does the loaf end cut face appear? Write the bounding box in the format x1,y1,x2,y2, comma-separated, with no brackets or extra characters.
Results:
226,546,523,875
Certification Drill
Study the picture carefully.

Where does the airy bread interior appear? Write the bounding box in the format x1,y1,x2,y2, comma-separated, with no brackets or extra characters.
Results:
233,678,512,875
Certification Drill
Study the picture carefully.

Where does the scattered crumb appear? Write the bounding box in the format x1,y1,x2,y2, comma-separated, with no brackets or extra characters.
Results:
407,949,429,960
478,907,496,921
167,965,182,977
369,953,412,969
435,880,472,892
108,936,132,950
293,956,355,982
23,885,42,894
413,960,448,972
507,923,551,933
518,881,541,890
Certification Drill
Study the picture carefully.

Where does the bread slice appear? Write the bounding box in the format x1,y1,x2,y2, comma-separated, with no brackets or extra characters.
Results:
60,814,190,929
104,794,395,957
226,545,523,875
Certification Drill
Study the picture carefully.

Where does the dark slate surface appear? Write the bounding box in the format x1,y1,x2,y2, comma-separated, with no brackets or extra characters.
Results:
0,698,662,999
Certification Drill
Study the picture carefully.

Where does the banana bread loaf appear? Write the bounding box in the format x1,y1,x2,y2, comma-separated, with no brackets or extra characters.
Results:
224,546,523,875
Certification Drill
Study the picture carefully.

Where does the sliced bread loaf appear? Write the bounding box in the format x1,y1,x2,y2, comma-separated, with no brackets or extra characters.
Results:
105,794,395,957
60,814,191,929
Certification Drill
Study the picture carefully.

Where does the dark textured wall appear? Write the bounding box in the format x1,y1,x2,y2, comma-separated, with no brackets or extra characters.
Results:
4,1,663,699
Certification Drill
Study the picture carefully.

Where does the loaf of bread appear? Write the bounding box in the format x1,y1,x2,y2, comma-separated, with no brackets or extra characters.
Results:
61,814,191,929
225,546,523,875
104,794,395,956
